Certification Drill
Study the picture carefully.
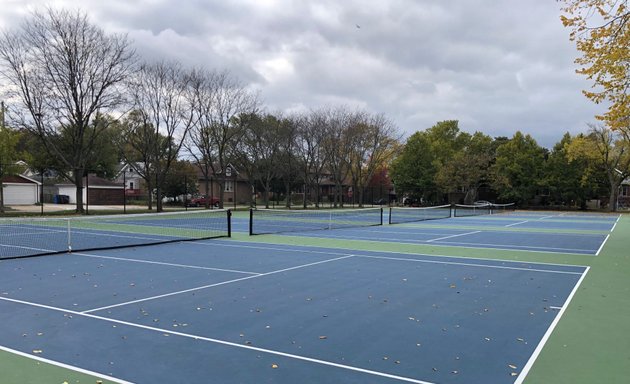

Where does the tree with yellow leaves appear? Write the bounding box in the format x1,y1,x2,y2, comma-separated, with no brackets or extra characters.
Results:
559,0,629,130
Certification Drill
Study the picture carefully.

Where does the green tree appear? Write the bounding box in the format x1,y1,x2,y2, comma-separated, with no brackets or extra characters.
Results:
162,160,198,203
435,131,494,204
544,132,595,207
390,131,437,203
491,132,547,205
566,124,630,211
559,0,629,129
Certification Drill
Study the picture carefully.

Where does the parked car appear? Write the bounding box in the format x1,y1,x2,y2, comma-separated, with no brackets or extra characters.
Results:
186,195,220,207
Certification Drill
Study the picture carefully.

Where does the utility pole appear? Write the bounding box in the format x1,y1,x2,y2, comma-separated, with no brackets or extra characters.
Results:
1,101,5,129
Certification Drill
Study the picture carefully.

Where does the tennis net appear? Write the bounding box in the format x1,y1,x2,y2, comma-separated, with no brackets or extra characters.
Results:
249,207,383,235
490,203,516,213
388,205,452,224
453,204,492,217
0,209,231,260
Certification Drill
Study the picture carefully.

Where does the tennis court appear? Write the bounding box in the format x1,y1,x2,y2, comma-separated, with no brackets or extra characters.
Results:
0,207,626,384
238,207,616,255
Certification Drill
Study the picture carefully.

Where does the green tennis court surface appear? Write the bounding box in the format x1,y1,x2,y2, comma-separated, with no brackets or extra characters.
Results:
0,210,628,383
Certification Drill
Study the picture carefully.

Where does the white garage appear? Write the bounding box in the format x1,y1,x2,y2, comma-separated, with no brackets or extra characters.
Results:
1,175,41,205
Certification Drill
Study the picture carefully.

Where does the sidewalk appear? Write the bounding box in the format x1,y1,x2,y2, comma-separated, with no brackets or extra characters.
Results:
5,204,147,214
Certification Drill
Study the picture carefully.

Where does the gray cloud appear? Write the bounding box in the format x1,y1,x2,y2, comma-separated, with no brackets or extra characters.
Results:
0,0,603,148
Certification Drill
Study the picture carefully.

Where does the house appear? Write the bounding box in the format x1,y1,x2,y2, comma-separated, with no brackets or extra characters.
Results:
56,174,124,205
194,163,252,205
1,174,41,205
619,178,630,209
115,163,146,200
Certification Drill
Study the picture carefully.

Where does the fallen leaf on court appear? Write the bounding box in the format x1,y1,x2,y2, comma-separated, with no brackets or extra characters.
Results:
319,336,327,339
484,337,491,341
383,356,388,360
450,284,456,288
32,349,43,354
509,364,517,369
511,372,519,376
271,364,278,369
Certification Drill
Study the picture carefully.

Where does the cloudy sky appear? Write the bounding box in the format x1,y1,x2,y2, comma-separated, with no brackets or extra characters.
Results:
0,0,604,148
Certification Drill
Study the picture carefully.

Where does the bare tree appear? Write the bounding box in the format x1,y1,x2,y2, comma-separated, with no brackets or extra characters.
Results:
116,110,159,210
0,8,136,212
126,60,195,212
295,110,329,208
346,112,399,207
276,114,300,208
185,70,259,209
236,112,291,208
322,107,355,207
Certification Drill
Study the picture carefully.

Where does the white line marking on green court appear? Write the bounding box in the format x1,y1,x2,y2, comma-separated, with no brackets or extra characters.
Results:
426,230,481,242
505,220,529,227
357,254,584,275
514,267,590,384
0,344,133,384
596,234,609,256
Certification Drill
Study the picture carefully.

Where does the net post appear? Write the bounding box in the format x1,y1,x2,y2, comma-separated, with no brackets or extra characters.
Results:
449,204,453,218
227,209,232,237
66,219,72,253
249,208,254,236
388,207,392,225
380,207,383,225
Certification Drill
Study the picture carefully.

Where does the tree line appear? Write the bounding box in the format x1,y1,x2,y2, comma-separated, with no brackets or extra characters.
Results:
0,8,400,212
1,7,628,213
390,120,630,211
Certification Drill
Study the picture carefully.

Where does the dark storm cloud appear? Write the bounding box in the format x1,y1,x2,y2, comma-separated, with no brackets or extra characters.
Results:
0,0,603,147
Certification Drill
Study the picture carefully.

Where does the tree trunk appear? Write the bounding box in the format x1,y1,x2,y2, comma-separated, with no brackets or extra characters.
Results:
284,180,291,208
0,183,5,214
75,168,84,214
609,179,619,212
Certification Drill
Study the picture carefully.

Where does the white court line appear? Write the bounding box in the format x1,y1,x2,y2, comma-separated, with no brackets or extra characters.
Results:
595,234,610,256
75,252,261,276
505,220,529,227
538,215,555,220
0,243,58,253
81,255,355,313
300,232,597,255
514,267,590,384
0,296,434,384
436,239,596,254
610,215,620,232
204,239,592,267
426,231,481,243
0,345,133,384
357,254,584,275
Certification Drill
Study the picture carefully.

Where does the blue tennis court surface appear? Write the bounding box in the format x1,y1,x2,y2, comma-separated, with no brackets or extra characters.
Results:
0,240,587,383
